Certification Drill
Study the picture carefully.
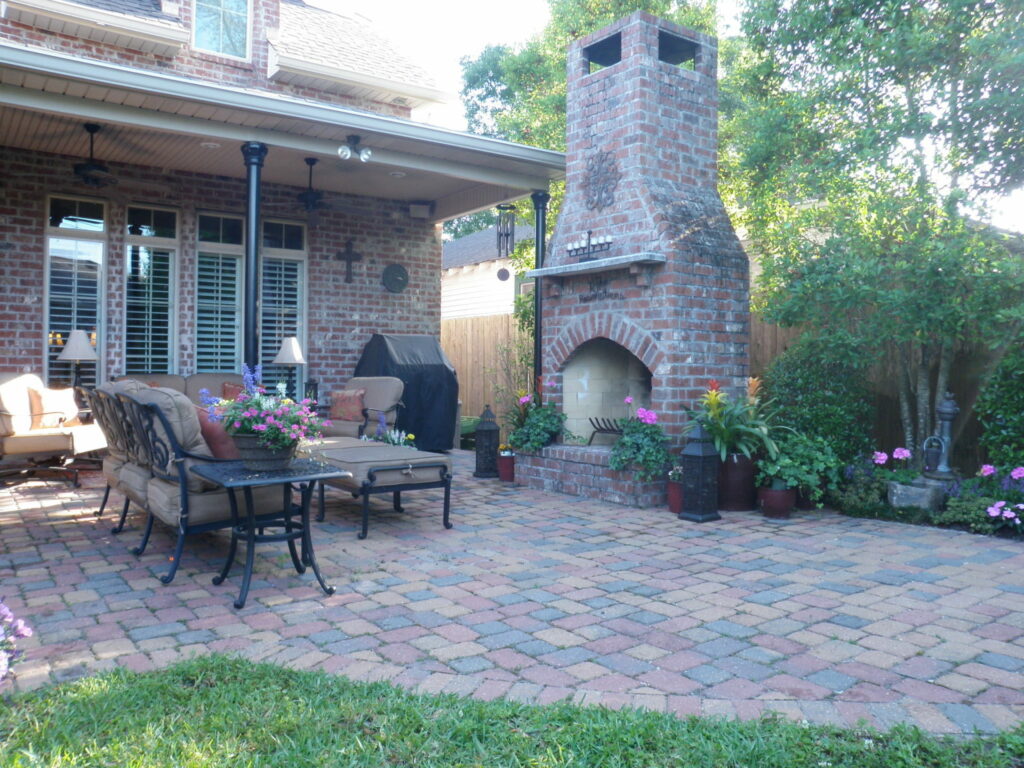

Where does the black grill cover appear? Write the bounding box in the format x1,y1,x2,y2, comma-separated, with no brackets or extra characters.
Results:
354,334,458,452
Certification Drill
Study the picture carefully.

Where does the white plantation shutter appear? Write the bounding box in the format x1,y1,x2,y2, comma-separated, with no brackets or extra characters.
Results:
125,246,174,375
196,252,242,372
46,237,103,388
260,257,303,396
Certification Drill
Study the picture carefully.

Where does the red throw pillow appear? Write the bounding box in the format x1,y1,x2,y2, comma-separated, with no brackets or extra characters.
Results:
330,388,366,422
222,382,245,401
195,406,241,459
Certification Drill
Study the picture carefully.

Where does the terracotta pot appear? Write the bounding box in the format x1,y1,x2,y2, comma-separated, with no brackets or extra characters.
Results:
718,454,756,511
497,453,515,482
666,479,684,514
758,486,796,519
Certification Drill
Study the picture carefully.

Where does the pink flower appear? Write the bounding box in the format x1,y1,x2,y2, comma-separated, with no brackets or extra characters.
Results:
1011,467,1024,481
1003,509,1017,520
12,619,32,638
519,395,532,404
624,396,634,404
544,380,556,388
233,421,242,429
980,464,996,477
872,451,888,465
893,447,911,461
988,501,1006,517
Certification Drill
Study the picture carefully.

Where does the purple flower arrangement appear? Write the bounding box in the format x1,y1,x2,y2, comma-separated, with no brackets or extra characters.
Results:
203,364,326,451
1,599,32,683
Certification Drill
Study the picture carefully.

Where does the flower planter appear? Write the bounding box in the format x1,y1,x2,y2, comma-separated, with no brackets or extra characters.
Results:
497,454,515,483
718,454,756,511
758,486,796,519
666,479,684,514
232,434,297,472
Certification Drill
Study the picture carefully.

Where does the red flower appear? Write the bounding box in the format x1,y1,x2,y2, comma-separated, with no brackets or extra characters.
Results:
707,379,721,391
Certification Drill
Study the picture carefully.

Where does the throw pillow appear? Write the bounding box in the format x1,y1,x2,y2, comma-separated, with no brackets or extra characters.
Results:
195,406,240,459
330,388,366,422
28,387,80,429
222,382,245,401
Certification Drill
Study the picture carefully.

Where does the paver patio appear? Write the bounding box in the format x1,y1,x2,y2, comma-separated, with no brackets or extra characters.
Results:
2,452,1023,735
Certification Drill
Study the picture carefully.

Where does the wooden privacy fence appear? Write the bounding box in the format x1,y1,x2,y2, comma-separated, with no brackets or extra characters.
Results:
441,314,518,427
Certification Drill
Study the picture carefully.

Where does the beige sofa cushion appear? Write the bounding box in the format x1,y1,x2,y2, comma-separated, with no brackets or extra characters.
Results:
130,387,216,492
321,376,403,438
120,374,187,393
27,387,80,429
1,429,74,456
146,478,281,528
0,373,47,437
317,436,450,490
119,461,152,507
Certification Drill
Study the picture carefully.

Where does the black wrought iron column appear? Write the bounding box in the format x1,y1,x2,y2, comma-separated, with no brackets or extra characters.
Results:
531,189,549,396
241,142,268,370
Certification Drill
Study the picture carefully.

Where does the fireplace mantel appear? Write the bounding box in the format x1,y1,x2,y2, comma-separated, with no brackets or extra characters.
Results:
526,252,666,280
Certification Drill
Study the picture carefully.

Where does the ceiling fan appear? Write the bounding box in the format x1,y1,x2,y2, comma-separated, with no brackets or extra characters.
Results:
268,157,373,227
73,123,117,187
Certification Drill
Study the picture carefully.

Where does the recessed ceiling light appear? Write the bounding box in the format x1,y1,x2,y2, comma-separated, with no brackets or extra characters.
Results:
200,141,221,150
389,171,407,178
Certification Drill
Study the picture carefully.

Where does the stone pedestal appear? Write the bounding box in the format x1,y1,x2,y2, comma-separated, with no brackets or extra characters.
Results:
887,477,947,512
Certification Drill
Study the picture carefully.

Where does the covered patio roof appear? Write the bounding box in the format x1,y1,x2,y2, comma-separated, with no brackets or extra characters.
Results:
0,42,565,220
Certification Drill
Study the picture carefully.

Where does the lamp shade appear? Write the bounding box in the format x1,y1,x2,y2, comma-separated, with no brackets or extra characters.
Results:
57,329,98,362
272,336,306,365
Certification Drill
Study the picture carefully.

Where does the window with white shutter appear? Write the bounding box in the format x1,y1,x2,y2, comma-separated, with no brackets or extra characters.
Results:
125,207,177,375
261,221,306,397
195,214,243,373
45,196,105,387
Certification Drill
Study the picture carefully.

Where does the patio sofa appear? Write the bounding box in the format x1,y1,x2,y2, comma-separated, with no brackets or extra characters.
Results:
0,373,107,486
116,372,244,405
321,376,404,438
91,380,280,584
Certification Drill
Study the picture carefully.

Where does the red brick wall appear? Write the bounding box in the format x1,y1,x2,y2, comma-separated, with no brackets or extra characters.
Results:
541,12,750,444
517,447,668,508
0,2,412,118
0,145,441,392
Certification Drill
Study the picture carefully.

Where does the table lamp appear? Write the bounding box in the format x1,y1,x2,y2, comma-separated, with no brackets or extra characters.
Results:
272,336,306,399
57,329,98,389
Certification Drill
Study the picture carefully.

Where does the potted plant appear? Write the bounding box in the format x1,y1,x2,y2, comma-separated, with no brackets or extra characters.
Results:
667,465,684,514
609,399,671,482
508,398,567,453
755,432,837,518
688,379,779,511
203,364,325,471
497,444,515,482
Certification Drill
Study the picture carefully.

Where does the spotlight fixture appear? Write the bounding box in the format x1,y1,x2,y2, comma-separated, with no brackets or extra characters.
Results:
337,134,372,162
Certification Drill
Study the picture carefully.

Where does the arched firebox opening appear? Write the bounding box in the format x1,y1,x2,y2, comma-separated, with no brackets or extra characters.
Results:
561,338,653,445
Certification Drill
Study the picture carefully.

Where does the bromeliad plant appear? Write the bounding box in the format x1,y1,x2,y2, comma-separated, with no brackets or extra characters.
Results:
688,379,779,461
609,398,671,482
204,364,326,451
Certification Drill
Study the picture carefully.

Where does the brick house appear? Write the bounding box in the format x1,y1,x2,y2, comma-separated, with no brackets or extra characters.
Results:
0,0,564,393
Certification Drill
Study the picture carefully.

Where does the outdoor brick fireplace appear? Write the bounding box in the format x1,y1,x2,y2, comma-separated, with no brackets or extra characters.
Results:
518,12,750,507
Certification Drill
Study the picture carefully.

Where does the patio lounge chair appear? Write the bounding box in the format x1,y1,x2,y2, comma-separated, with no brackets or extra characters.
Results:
0,373,107,486
321,376,404,438
115,386,281,584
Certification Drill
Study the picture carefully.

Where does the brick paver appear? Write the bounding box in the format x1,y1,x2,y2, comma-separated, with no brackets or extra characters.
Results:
2,452,1023,735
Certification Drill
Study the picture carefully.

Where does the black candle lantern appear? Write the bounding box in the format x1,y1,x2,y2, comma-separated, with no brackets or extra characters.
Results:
678,423,721,523
473,405,500,478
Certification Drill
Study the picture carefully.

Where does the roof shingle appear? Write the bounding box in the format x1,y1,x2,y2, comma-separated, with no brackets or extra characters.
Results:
443,225,533,269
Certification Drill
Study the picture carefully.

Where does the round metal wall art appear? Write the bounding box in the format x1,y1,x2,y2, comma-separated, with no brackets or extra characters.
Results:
382,263,409,293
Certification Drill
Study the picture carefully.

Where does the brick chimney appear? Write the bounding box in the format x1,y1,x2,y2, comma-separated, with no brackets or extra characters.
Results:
531,11,750,447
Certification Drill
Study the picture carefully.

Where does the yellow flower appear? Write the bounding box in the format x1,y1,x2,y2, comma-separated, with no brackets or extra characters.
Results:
407,434,415,440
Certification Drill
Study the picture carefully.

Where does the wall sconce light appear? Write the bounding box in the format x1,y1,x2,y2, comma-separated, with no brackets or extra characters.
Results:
566,231,613,261
337,134,372,163
57,328,98,389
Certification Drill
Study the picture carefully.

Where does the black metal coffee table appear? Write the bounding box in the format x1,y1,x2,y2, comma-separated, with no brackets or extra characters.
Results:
191,459,352,609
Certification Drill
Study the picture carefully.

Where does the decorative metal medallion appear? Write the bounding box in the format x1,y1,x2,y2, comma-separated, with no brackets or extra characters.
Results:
583,151,621,211
382,263,409,293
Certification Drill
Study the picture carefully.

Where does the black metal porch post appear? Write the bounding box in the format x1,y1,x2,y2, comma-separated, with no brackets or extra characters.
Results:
241,142,268,370
531,189,549,396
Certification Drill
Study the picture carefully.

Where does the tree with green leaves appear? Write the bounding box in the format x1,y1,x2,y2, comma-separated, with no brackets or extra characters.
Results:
725,0,1024,459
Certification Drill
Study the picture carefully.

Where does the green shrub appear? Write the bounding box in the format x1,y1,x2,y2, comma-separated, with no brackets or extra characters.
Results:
976,344,1024,466
762,335,873,463
755,431,842,503
609,410,671,482
932,496,1024,537
508,404,566,453
828,459,888,517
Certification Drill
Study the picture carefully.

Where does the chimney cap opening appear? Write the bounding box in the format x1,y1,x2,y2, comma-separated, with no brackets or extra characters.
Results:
585,32,622,73
658,30,698,69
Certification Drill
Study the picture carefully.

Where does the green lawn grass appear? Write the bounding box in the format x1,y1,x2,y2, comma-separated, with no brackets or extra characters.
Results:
2,654,1022,767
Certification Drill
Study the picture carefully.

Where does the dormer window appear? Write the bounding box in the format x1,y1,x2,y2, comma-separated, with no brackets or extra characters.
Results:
194,0,250,59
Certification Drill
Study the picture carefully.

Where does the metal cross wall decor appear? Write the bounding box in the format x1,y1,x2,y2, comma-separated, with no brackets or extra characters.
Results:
335,239,362,283
583,151,621,211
